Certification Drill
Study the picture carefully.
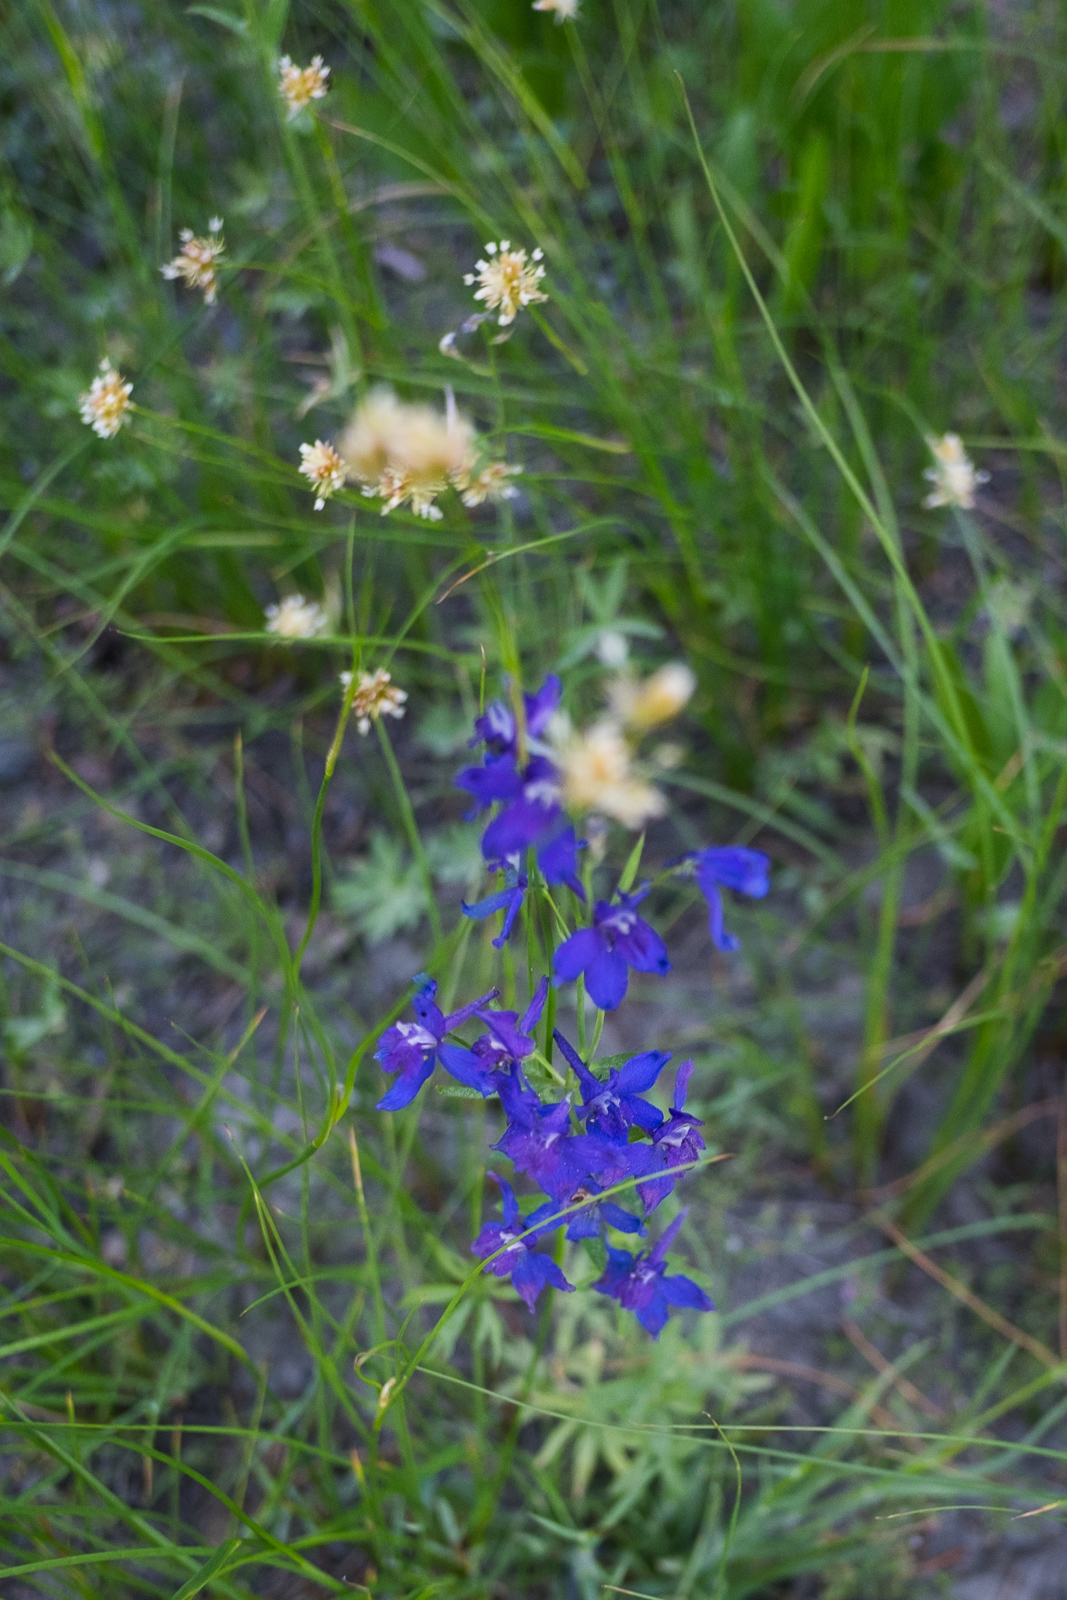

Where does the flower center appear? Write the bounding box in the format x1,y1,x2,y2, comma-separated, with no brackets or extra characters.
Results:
395,1021,437,1049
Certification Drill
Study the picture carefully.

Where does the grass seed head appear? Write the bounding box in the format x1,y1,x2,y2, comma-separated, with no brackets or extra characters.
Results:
278,55,330,119
298,439,347,509
463,240,548,327
341,386,477,520
78,359,132,439
265,594,328,641
533,0,580,20
922,432,989,510
341,668,408,735
160,219,225,304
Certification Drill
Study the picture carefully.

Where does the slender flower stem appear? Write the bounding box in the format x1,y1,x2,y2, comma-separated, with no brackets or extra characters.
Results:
376,719,442,946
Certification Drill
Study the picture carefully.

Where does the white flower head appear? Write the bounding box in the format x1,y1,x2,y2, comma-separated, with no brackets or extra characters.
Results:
550,714,665,830
340,386,476,521
298,439,347,509
533,0,580,19
923,433,989,510
463,240,548,327
456,460,522,507
265,594,329,641
161,219,225,304
278,55,330,119
79,359,132,439
341,667,408,735
608,663,696,733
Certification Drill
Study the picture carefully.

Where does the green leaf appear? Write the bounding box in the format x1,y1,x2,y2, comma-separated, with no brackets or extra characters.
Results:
171,1538,243,1600
186,5,248,35
333,833,428,944
618,831,645,893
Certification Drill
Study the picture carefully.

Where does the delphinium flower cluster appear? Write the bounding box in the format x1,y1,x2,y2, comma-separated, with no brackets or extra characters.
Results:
373,668,771,1337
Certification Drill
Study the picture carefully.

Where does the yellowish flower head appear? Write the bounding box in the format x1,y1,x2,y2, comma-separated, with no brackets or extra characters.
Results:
551,716,666,830
608,663,696,733
463,240,548,327
298,439,347,509
278,55,330,119
922,433,989,510
161,219,225,304
533,0,580,18
341,668,408,735
79,359,132,440
341,387,477,520
265,594,328,641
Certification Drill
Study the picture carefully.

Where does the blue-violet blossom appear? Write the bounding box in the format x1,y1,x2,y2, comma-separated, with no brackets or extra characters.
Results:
553,887,670,1010
437,978,548,1096
462,826,585,947
374,975,498,1110
635,1059,705,1213
471,1172,574,1312
593,1210,713,1337
686,846,770,951
553,1029,669,1139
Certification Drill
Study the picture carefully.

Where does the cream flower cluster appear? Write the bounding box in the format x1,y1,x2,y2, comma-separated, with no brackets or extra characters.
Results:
533,0,579,18
341,668,408,735
464,241,548,327
161,219,225,304
550,663,696,830
265,595,329,641
298,440,347,509
923,433,989,510
278,55,330,119
339,387,519,520
79,359,132,439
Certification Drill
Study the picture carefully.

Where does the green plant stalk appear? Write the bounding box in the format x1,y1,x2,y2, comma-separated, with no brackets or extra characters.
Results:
374,718,442,946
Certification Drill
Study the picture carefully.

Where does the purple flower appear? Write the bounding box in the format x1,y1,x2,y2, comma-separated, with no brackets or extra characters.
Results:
462,827,585,948
454,756,523,817
478,756,562,861
437,978,548,1095
461,866,528,948
553,1179,645,1242
471,1172,574,1312
492,1066,628,1202
593,1210,713,1337
471,675,561,760
374,975,498,1111
686,847,770,952
636,1059,706,1213
553,1029,668,1140
553,887,670,1010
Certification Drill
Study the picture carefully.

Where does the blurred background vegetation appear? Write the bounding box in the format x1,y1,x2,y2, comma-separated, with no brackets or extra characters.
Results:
3,0,1067,1594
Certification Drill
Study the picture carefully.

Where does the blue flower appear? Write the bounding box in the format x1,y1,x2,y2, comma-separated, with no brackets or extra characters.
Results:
554,1178,645,1242
553,1028,669,1139
437,978,548,1095
471,1172,574,1313
478,756,562,861
552,887,670,1010
374,975,498,1110
453,756,523,816
455,677,570,866
462,827,585,949
636,1059,706,1214
686,846,769,951
472,675,561,760
593,1210,713,1337
492,1066,629,1202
